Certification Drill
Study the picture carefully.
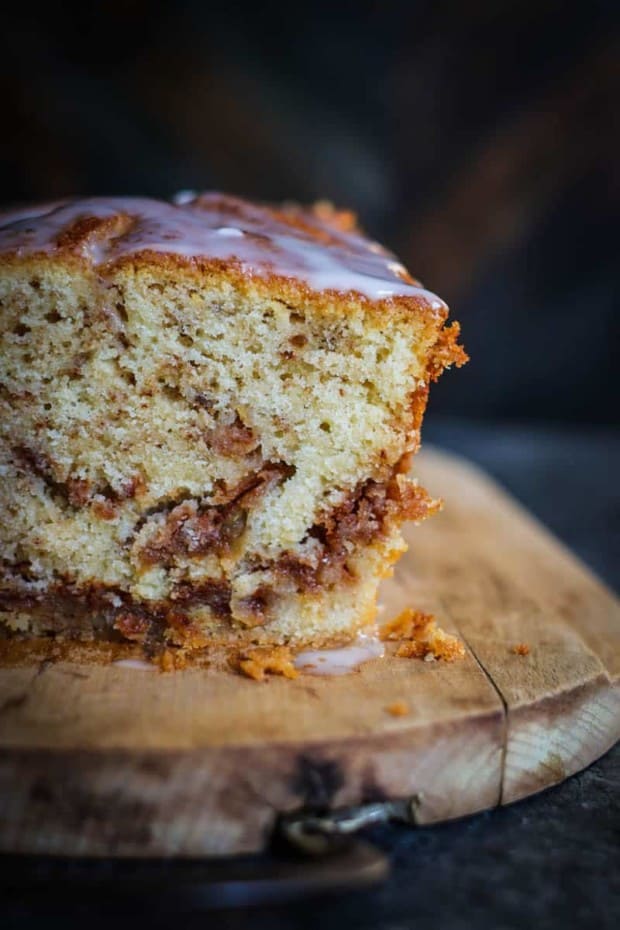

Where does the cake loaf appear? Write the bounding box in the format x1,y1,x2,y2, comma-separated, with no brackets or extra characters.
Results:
0,193,466,653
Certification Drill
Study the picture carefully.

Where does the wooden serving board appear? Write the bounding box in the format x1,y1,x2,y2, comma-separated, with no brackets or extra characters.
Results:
0,448,618,857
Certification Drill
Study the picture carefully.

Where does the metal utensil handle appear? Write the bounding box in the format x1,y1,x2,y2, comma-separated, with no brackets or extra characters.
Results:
277,795,422,856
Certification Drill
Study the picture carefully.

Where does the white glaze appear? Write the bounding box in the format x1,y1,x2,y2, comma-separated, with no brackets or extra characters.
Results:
172,189,197,205
113,658,157,671
0,193,446,307
216,226,244,237
295,630,385,676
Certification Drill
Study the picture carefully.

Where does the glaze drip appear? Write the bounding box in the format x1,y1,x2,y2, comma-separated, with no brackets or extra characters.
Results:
295,630,385,675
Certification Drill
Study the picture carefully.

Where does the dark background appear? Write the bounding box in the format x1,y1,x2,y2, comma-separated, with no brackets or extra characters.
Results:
2,1,618,426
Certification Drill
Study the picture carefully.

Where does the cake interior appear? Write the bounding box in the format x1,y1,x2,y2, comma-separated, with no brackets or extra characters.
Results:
0,258,452,651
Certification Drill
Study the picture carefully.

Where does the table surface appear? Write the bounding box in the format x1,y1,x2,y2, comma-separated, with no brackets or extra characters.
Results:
3,418,619,930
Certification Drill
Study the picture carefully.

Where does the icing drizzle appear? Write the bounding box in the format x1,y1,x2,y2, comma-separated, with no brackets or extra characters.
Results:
0,193,446,305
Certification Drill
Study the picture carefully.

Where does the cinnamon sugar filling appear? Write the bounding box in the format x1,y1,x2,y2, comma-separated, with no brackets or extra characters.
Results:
1,467,437,643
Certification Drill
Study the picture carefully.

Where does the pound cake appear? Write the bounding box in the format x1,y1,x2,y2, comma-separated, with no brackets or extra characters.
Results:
0,193,466,654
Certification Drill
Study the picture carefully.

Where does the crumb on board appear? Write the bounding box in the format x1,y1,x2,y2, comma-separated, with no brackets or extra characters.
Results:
381,609,435,640
158,648,187,672
237,646,299,681
385,700,410,717
512,642,530,656
382,608,466,663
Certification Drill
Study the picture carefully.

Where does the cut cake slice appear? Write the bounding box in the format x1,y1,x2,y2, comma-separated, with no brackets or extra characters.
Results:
0,193,467,653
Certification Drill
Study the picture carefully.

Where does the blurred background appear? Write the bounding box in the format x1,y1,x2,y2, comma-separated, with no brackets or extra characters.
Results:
1,1,618,425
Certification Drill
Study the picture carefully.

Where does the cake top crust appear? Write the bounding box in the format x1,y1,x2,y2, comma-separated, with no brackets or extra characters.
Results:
0,192,445,307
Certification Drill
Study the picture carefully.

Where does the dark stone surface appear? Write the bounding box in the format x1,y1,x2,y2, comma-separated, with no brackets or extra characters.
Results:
2,420,618,928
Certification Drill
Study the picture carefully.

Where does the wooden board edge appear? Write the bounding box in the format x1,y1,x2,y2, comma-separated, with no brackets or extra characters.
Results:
0,709,504,857
502,675,620,804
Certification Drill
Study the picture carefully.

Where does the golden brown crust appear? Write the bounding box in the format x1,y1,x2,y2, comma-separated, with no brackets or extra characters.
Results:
426,321,469,382
0,194,453,329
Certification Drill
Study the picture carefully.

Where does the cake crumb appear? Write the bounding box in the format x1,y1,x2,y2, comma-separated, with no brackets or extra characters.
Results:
381,609,435,641
385,699,410,716
383,607,465,663
425,627,465,662
159,649,175,672
238,646,299,682
395,640,427,659
158,648,187,672
512,642,530,656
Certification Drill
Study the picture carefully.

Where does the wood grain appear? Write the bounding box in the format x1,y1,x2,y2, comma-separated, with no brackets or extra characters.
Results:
0,447,617,855
414,451,620,804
